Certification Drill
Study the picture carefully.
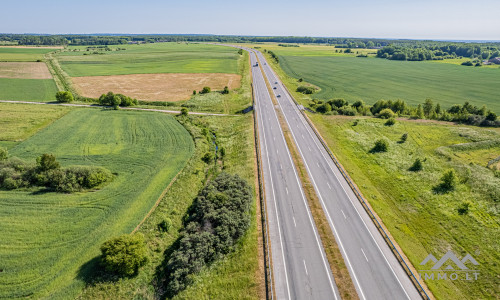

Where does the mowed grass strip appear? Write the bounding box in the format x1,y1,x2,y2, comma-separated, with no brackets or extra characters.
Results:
310,115,500,299
0,109,194,299
0,78,58,101
277,54,500,113
58,43,240,77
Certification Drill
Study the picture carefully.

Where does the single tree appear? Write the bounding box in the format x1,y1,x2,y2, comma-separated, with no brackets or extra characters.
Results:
457,202,470,215
385,118,396,126
439,169,457,191
192,90,197,95
100,234,148,276
400,133,408,143
222,86,229,94
409,158,423,171
423,99,434,117
371,139,389,153
111,95,121,110
36,154,60,172
486,111,497,121
416,104,425,119
202,152,213,164
180,108,188,116
200,87,211,94
0,147,7,161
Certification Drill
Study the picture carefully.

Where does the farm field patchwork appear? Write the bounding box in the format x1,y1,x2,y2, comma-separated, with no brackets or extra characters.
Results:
264,45,500,113
310,115,500,299
72,73,241,102
0,62,53,79
0,108,194,299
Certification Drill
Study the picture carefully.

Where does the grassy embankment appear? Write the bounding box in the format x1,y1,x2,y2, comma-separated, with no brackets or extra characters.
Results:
0,107,194,299
256,43,500,113
0,48,59,101
310,115,500,299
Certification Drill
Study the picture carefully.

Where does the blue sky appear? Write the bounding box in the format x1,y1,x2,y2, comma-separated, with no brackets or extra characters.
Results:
2,0,499,40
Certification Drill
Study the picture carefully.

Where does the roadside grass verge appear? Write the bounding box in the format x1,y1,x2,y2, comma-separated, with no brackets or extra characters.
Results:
0,109,194,299
309,115,500,299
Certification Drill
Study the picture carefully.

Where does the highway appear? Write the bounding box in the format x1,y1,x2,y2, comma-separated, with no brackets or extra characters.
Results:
246,47,341,299
254,49,423,300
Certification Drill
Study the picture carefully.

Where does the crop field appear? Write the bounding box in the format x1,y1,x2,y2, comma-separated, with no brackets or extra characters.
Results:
310,115,500,299
72,73,241,102
57,43,240,77
0,78,58,101
261,44,500,113
0,103,72,148
0,47,58,62
0,62,53,79
0,108,194,299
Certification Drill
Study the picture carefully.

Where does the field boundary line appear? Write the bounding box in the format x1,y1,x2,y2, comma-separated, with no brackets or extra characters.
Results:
131,166,186,234
277,78,434,300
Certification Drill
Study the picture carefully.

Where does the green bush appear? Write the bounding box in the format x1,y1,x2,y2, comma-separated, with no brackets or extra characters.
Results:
221,86,229,94
55,91,74,103
400,133,408,143
385,118,396,126
158,218,172,232
378,108,396,119
99,91,138,108
296,86,315,94
371,139,389,153
409,158,423,171
457,202,470,215
201,152,213,164
100,234,148,276
0,147,7,161
36,154,60,172
200,86,211,94
180,108,188,116
438,169,457,192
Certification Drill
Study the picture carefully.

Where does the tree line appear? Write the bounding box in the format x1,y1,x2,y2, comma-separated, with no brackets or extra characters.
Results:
2,34,498,50
377,44,500,61
311,98,499,127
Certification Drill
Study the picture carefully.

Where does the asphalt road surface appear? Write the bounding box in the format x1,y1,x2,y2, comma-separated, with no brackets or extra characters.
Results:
244,46,341,300
254,49,423,300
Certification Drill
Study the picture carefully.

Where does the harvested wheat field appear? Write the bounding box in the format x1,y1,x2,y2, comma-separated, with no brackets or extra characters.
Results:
0,62,53,79
72,73,241,101
0,46,64,49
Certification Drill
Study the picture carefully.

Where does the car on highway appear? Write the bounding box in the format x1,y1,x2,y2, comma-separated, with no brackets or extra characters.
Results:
273,87,277,89
275,81,278,84
277,94,281,97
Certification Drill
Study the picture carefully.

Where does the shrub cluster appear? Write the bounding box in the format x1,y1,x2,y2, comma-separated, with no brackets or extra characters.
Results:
296,86,315,94
55,91,74,103
99,91,138,108
165,172,252,296
0,154,112,192
100,234,148,276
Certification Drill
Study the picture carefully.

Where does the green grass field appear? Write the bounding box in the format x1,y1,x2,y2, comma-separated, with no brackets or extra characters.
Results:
310,115,500,299
57,43,240,77
0,103,72,148
0,47,57,61
77,114,261,300
0,108,194,299
257,43,500,113
0,78,58,101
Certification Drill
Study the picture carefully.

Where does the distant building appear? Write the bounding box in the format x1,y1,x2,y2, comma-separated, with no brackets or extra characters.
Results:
488,57,500,65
